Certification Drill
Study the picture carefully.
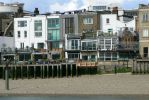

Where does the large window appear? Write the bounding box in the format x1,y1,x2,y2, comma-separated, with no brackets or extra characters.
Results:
142,13,148,22
143,29,149,37
65,18,74,34
18,21,27,27
71,40,78,50
143,47,148,58
82,41,96,50
83,17,93,24
48,29,60,41
52,42,59,48
99,52,117,61
68,53,79,60
48,18,60,28
34,20,42,37
37,43,44,49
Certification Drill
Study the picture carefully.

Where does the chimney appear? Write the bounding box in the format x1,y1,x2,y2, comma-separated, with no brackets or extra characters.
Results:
112,7,118,14
34,8,39,16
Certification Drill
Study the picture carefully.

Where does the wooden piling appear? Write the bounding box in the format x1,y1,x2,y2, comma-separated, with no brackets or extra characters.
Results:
52,65,54,78
60,64,62,77
34,66,36,79
21,65,23,79
71,64,73,77
15,65,17,80
27,65,29,79
47,65,49,78
11,66,14,80
3,66,5,80
42,65,45,78
57,65,59,78
76,66,78,77
40,65,42,78
66,64,68,77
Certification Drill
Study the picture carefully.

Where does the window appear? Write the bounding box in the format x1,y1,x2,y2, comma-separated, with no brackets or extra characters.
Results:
24,31,27,37
18,21,27,27
71,40,78,50
143,47,148,58
52,42,59,48
48,18,60,28
142,13,148,22
20,43,24,49
108,29,113,34
37,43,44,49
106,18,109,24
83,17,93,24
31,43,34,49
68,53,80,60
65,18,74,34
48,29,60,40
34,20,42,37
82,42,96,50
18,31,20,38
143,29,149,37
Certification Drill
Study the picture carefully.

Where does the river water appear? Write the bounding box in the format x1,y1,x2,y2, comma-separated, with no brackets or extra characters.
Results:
0,95,149,100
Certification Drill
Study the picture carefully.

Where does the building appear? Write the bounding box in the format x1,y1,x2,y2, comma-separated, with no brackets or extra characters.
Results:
14,15,47,62
138,4,149,58
47,15,63,60
100,14,136,35
0,2,24,36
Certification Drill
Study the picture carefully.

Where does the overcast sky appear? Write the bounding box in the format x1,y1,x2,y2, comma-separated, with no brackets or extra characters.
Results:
0,0,149,13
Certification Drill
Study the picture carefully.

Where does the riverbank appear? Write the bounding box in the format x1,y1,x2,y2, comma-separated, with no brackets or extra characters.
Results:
0,73,149,95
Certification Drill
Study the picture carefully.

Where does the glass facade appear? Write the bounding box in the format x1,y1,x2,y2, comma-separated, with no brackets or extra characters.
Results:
34,20,42,37
48,18,60,28
65,18,74,34
48,30,60,41
99,52,118,61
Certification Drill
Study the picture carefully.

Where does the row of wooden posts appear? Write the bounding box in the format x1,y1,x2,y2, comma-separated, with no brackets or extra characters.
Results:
132,61,149,74
0,63,79,79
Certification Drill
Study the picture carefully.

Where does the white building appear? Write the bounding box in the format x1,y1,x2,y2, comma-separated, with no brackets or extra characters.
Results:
100,14,136,36
14,15,47,50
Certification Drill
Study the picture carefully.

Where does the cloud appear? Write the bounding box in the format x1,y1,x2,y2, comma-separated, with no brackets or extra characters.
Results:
49,0,79,12
49,0,136,12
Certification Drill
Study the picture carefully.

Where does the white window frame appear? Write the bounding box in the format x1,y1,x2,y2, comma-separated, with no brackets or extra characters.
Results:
83,17,93,24
143,29,149,37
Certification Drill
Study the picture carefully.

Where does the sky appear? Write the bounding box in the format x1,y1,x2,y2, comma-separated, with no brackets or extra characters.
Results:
0,0,149,13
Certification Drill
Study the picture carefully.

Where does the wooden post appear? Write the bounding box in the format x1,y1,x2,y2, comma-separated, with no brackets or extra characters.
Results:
21,65,23,79
60,64,62,77
47,65,49,78
15,65,17,80
76,66,78,77
3,66,5,80
71,64,73,77
11,66,14,80
40,65,43,78
52,65,54,78
43,65,45,79
34,66,36,79
66,63,68,77
27,65,29,79
57,65,59,78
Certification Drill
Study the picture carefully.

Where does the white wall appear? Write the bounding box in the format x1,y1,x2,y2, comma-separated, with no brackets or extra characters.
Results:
0,36,15,52
14,16,47,49
100,14,136,36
